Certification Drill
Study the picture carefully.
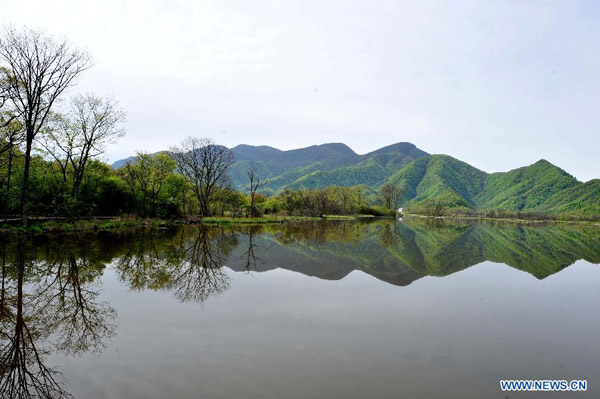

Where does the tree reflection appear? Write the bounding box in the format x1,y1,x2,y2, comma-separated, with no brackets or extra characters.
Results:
114,229,175,291
34,254,115,354
0,235,116,398
168,226,235,302
274,220,366,246
378,223,399,248
0,220,598,397
241,226,264,272
0,236,68,399
115,226,237,303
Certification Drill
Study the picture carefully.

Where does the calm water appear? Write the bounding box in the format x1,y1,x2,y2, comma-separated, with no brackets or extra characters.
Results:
1,219,600,398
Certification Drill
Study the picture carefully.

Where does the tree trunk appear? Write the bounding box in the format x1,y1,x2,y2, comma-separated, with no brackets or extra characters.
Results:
16,235,25,329
1,240,6,316
19,134,33,224
4,147,14,221
181,185,187,216
198,191,210,217
200,200,209,217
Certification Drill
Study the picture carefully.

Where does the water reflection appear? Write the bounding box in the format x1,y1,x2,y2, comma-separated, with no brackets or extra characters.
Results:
0,235,115,398
114,226,236,302
0,219,599,397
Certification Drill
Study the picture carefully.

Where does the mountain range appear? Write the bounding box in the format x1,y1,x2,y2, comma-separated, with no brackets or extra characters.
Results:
112,142,600,217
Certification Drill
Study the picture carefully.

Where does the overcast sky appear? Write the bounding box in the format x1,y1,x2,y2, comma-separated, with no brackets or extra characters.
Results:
1,0,599,181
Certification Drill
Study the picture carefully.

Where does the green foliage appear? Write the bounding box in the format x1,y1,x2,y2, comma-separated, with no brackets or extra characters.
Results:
3,137,600,221
476,160,579,211
384,155,487,210
210,185,246,217
381,155,599,220
359,205,396,217
539,179,600,217
118,153,183,218
275,185,369,216
260,197,283,215
283,158,390,190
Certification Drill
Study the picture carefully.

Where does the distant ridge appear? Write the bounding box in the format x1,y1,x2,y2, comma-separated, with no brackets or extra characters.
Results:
112,142,600,217
112,141,429,191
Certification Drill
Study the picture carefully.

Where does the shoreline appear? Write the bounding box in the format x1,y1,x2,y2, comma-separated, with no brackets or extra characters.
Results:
2,212,600,235
402,213,600,226
0,215,368,234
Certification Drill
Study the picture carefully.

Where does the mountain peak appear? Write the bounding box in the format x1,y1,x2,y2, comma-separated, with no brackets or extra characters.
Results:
532,159,552,166
526,159,576,179
365,142,429,158
231,144,280,152
305,142,357,156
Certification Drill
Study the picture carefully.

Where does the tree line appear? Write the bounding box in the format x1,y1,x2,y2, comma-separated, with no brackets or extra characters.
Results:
1,27,404,222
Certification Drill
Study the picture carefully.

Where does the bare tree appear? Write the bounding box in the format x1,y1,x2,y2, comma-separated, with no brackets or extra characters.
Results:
0,27,92,223
244,168,265,217
39,94,125,197
296,189,322,217
170,137,234,217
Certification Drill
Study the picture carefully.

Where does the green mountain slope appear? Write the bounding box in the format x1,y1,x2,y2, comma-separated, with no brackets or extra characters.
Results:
384,155,487,211
111,142,599,217
541,179,600,216
227,142,361,184
228,142,428,191
475,160,579,211
281,158,389,190
279,143,428,190
382,155,598,216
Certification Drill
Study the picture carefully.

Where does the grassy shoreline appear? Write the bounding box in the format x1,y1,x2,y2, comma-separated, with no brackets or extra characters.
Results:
402,213,600,226
2,212,599,234
0,215,366,234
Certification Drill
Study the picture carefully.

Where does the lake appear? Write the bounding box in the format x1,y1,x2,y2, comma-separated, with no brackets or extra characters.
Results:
1,219,599,398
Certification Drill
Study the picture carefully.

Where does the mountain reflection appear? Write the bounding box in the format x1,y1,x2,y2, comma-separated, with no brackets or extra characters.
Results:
227,219,600,284
0,219,599,397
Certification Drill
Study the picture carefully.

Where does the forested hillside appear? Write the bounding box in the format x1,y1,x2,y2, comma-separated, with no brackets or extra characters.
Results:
380,156,599,217
112,142,599,219
113,142,429,193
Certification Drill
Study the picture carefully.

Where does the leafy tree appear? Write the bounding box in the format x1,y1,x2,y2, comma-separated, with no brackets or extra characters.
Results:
39,94,125,209
379,183,401,210
119,153,177,217
0,27,91,223
211,185,246,217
